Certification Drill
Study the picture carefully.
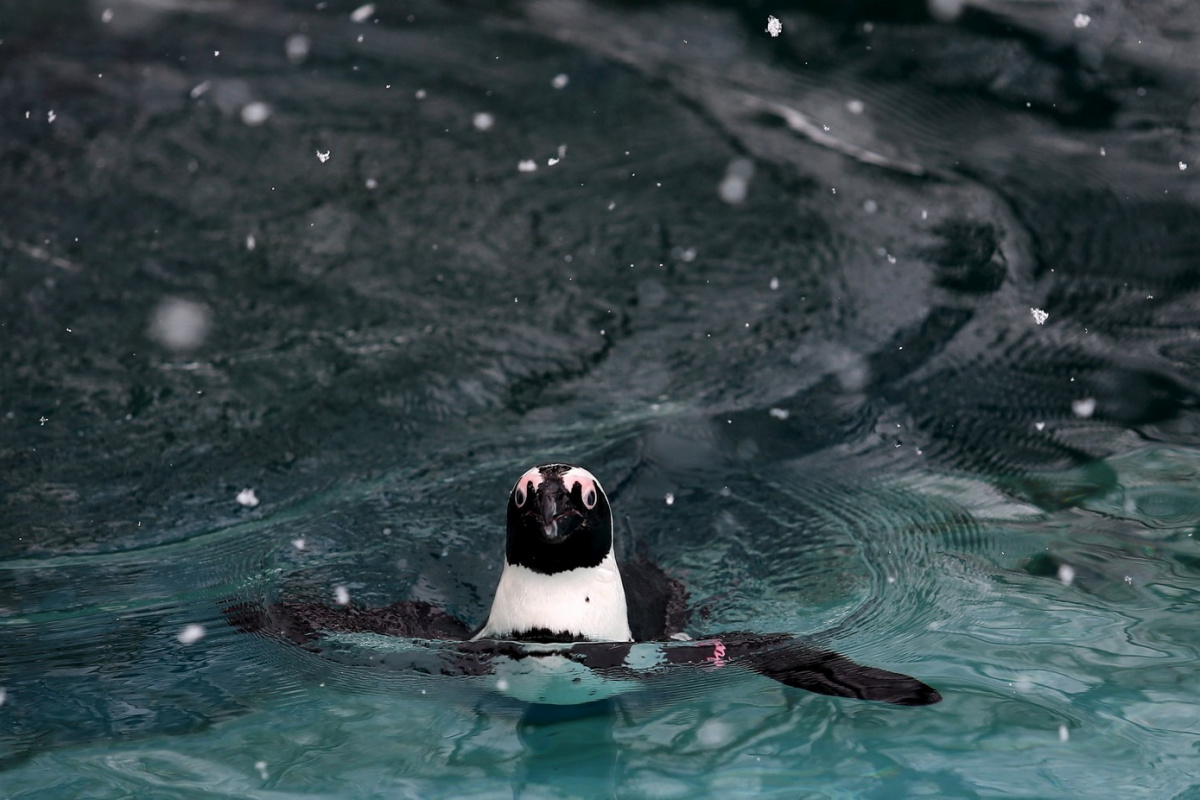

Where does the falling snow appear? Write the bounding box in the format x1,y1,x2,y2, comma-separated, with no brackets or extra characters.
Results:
292,538,307,551
766,16,782,37
177,624,206,644
1073,13,1091,28
1059,725,1070,742
1071,398,1096,419
664,493,675,506
769,407,790,420
285,34,311,65
236,488,260,507
518,159,538,173
350,3,375,23
240,102,272,126
316,150,331,163
149,298,211,352
1035,421,1046,431
335,585,351,605
1031,308,1049,325
255,761,270,780
769,277,779,290
246,234,257,251
1181,162,1189,171
496,678,510,692
552,73,569,89
472,112,494,131
719,158,755,204
101,8,113,23
847,99,865,114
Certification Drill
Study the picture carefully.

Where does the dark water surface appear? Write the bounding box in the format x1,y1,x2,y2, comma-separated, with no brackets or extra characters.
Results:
3,0,1200,796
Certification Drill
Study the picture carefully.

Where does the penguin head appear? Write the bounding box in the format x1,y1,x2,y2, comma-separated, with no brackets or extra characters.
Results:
506,464,613,575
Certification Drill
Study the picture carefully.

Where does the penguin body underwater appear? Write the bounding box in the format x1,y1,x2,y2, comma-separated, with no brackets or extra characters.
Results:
230,464,940,706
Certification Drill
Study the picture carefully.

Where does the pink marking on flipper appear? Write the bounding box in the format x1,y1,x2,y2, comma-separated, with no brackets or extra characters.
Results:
704,639,727,668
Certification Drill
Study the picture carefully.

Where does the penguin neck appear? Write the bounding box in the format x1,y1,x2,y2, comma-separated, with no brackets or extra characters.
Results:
474,550,633,643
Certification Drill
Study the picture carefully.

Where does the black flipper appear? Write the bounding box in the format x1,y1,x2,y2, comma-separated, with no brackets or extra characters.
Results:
664,632,941,706
621,554,690,641
225,600,472,645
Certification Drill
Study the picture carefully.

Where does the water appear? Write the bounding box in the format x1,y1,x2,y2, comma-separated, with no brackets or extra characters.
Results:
3,0,1200,796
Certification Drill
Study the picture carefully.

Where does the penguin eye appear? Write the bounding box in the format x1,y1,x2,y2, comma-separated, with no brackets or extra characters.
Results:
514,485,527,507
583,488,597,509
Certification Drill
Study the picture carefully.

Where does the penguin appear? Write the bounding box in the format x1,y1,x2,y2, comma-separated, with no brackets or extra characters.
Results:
227,464,941,706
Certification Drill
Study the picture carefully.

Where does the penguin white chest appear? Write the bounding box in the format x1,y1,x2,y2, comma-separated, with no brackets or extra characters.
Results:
475,553,632,642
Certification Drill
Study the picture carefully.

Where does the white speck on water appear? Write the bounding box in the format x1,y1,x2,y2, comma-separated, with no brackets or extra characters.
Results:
101,8,113,23
496,678,510,692
177,624,205,644
1071,397,1096,419
681,247,697,262
921,209,929,220
1035,421,1046,431
149,298,211,352
246,234,256,251
518,159,538,173
316,150,331,163
886,253,897,263
240,101,272,126
1031,308,1049,325
350,3,375,23
765,15,782,37
863,199,878,213
1073,13,1091,28
607,201,616,211
1100,147,1106,156
1124,575,1133,585
847,99,865,114
769,277,779,290
887,575,896,584
1058,724,1070,742
39,415,48,426
552,73,569,89
285,34,311,64
1181,162,1189,171
365,178,378,189
548,157,559,166
1057,564,1076,586
769,407,789,420
255,761,269,780
236,488,259,507
719,158,755,204
292,538,306,551
48,110,56,123
665,493,675,506
472,112,494,131
335,585,351,605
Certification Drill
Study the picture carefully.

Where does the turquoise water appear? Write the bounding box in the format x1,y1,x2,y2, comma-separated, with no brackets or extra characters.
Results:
5,0,1200,796
5,444,1200,797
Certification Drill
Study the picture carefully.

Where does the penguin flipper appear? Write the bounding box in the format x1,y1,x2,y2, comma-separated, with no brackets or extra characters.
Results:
224,600,471,644
620,555,690,641
670,633,941,706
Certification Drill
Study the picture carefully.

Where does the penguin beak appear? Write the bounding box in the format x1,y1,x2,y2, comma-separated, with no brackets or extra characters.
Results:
539,492,561,541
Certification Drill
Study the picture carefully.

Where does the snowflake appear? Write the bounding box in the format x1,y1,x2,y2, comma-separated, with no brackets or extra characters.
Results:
316,150,331,163
766,16,782,37
1030,307,1049,325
